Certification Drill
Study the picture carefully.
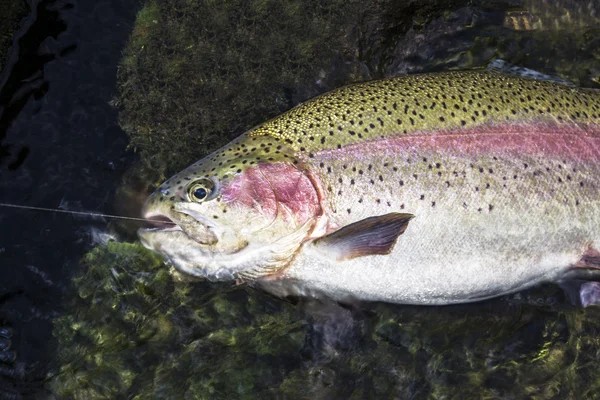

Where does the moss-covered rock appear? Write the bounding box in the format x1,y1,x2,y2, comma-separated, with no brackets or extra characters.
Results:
118,0,358,177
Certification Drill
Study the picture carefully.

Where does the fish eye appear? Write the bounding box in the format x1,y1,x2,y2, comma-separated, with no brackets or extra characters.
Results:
188,179,214,202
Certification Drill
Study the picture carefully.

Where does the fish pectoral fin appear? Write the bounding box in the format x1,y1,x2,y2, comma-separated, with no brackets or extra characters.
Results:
311,213,414,262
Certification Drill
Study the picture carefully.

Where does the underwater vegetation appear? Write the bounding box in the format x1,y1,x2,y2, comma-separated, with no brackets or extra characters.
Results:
51,242,308,398
50,0,600,398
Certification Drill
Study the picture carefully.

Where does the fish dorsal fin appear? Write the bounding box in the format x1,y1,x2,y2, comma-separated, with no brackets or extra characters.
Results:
486,59,574,86
311,213,414,262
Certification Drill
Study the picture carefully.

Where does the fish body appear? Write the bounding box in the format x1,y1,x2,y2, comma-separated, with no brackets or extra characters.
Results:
139,71,600,305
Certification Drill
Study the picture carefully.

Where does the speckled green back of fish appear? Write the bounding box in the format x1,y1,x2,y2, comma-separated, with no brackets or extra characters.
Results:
251,71,599,149
155,71,599,185
140,71,600,306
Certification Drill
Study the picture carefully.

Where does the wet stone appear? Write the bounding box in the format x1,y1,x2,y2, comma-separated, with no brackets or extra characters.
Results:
0,351,16,364
0,338,11,351
0,328,13,339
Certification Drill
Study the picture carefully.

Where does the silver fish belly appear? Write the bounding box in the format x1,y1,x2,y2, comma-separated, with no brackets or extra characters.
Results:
268,127,600,305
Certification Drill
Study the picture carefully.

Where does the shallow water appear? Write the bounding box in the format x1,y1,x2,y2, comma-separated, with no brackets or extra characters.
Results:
0,0,599,399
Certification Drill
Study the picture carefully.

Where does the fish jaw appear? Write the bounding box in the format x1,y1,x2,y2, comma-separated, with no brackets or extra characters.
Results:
142,205,218,245
137,190,250,279
138,215,313,281
137,214,250,281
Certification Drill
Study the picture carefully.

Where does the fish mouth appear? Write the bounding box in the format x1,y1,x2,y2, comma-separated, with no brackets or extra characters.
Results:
143,214,182,232
140,209,218,246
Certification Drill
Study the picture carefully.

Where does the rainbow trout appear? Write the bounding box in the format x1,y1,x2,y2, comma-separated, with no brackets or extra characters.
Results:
139,70,600,306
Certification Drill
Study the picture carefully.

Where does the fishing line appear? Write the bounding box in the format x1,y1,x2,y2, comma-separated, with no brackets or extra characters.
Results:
0,203,175,224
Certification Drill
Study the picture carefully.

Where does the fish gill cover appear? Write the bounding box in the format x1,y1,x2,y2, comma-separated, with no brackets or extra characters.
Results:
51,0,600,398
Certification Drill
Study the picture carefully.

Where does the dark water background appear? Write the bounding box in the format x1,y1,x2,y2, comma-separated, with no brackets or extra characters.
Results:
0,0,599,399
0,0,140,397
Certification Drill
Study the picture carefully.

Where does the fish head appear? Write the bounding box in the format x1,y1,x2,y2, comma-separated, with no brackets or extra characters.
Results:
138,134,322,280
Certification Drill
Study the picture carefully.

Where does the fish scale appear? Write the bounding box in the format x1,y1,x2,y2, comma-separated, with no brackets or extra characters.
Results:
250,71,600,153
140,70,600,306
309,137,597,227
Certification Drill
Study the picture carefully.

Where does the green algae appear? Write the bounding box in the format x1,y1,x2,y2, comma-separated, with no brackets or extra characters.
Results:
51,242,308,399
50,245,600,398
117,0,359,176
369,301,600,399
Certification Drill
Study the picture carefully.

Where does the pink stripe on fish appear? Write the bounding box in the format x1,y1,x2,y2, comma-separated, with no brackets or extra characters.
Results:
315,122,600,161
221,163,321,225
